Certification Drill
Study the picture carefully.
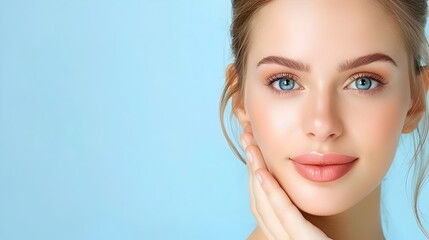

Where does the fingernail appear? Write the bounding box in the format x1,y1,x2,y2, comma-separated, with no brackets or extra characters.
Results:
245,150,253,163
241,138,248,150
256,172,263,184
244,125,251,133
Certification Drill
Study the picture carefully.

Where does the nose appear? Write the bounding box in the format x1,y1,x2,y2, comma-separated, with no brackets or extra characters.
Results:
302,91,343,142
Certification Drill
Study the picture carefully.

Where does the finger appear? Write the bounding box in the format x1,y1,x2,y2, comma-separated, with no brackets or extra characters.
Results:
240,138,257,218
247,144,285,220
241,139,276,240
243,135,329,240
244,123,253,134
240,132,256,150
256,168,305,228
256,169,328,239
246,152,277,240
252,166,289,240
246,145,290,239
246,144,267,174
236,109,252,134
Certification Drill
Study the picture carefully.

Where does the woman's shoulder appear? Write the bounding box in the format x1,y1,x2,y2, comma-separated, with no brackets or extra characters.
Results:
247,227,267,240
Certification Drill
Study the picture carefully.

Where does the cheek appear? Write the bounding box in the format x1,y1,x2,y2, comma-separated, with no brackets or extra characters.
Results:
245,93,302,164
346,92,409,158
368,105,405,142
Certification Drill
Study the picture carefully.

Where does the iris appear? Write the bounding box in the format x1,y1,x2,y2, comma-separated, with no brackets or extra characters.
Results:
279,79,295,90
354,77,372,90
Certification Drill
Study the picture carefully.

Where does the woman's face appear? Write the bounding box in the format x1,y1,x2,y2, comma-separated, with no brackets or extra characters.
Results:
240,0,412,215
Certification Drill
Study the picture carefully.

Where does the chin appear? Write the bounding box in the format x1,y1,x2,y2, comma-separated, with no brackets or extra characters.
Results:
294,198,355,216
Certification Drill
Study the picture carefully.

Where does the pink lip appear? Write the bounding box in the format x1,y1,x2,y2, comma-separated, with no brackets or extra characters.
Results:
290,152,358,182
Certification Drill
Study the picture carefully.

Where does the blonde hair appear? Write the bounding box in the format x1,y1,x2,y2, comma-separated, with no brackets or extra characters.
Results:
219,0,429,237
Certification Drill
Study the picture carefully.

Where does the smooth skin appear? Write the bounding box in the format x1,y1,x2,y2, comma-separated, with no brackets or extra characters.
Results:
240,127,383,240
227,0,429,239
241,126,332,240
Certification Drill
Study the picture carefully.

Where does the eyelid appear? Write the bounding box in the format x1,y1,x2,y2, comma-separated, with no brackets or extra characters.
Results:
346,72,387,86
265,72,301,85
264,72,387,96
266,72,386,86
264,72,303,95
344,72,387,96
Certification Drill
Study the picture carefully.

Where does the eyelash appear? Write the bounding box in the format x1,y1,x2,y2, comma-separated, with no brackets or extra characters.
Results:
265,73,302,95
346,72,386,96
265,72,387,96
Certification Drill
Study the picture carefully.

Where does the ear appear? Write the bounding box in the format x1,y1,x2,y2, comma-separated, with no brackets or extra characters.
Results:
402,67,429,133
226,63,251,131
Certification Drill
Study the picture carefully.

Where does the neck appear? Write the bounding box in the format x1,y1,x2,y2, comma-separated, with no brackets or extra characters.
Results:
302,186,384,240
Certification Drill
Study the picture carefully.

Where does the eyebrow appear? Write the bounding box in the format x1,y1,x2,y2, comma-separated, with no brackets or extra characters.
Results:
257,56,310,72
256,53,397,72
338,53,397,71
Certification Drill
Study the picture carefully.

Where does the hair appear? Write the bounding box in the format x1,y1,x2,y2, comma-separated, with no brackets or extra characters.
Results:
219,0,429,237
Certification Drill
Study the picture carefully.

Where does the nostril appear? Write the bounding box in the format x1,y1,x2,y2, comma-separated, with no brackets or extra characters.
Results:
306,131,341,141
328,133,337,139
307,132,316,137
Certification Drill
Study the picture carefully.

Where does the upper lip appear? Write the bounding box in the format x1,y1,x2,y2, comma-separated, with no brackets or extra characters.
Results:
290,151,358,165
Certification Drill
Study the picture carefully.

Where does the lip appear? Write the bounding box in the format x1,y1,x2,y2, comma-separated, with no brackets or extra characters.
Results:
290,152,358,182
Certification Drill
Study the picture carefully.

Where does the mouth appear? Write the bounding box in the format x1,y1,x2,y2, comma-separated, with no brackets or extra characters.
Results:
290,152,358,182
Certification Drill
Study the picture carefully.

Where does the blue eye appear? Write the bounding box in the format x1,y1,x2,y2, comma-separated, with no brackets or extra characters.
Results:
272,78,299,91
348,76,380,90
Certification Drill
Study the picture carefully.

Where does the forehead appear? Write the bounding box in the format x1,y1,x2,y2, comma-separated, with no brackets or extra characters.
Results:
247,0,407,70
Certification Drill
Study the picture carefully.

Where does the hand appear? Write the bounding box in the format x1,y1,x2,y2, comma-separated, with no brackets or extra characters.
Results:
240,128,331,240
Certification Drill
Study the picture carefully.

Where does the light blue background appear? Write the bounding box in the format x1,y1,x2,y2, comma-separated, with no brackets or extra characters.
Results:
0,1,427,239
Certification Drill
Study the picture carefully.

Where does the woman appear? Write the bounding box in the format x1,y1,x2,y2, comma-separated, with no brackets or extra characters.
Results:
220,0,429,239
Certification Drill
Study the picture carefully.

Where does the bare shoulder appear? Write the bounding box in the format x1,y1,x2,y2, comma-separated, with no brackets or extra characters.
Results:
247,227,267,240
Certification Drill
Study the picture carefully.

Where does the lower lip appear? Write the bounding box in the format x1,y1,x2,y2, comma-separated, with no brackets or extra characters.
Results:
291,161,357,182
